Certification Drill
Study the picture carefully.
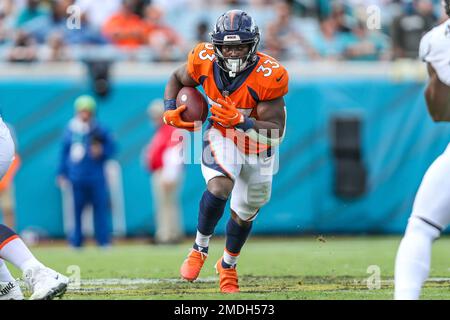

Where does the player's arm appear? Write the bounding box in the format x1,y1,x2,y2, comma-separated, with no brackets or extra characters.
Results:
210,96,286,146
425,63,450,122
163,64,200,131
252,97,286,138
164,63,199,101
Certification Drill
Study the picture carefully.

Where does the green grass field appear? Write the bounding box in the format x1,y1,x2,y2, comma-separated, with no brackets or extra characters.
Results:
8,236,450,300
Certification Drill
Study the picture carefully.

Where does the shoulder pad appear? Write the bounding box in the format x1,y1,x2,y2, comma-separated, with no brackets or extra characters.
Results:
254,53,289,101
187,42,215,83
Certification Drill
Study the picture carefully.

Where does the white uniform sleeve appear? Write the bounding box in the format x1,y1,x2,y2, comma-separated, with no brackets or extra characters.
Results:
420,22,450,86
160,144,184,183
419,30,432,62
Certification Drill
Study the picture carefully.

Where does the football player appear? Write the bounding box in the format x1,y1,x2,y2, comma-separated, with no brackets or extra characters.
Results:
394,0,450,300
163,10,288,293
0,115,69,300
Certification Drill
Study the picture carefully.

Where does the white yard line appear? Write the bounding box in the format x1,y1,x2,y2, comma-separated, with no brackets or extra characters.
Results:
17,277,449,294
17,276,450,289
78,277,218,285
71,277,450,286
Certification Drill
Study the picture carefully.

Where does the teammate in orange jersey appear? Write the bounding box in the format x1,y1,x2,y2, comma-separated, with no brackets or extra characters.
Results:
163,10,288,293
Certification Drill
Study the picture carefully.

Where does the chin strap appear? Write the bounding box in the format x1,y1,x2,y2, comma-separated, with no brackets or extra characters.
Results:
226,57,247,78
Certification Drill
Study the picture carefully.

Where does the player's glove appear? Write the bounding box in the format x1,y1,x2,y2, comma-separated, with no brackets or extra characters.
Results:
163,105,200,132
210,96,244,127
210,96,255,131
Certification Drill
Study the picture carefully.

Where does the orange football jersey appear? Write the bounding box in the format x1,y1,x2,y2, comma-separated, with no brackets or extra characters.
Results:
187,42,289,154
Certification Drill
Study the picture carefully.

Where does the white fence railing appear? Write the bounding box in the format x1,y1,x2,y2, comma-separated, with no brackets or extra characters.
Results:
0,60,428,81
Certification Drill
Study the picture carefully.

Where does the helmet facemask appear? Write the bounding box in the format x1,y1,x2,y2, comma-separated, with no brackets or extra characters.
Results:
213,38,259,77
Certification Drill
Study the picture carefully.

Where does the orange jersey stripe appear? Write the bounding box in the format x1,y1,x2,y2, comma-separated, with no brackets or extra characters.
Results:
207,130,234,180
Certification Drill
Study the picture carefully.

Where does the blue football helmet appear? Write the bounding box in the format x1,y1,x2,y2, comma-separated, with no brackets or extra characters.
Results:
210,10,260,77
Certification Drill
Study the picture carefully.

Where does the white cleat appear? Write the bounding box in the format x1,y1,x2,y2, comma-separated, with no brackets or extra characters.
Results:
23,266,69,300
0,281,24,300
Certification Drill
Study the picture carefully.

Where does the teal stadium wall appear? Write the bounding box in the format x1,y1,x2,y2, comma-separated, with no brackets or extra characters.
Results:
1,76,449,237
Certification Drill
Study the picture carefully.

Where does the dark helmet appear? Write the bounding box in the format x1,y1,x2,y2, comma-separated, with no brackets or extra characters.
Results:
445,0,450,17
210,10,260,77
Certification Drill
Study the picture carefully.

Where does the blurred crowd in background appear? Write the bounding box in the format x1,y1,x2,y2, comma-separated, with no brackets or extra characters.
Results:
0,0,447,63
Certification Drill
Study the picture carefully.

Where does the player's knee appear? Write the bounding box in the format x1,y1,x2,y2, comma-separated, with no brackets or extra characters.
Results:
207,176,234,200
231,210,252,228
405,216,441,241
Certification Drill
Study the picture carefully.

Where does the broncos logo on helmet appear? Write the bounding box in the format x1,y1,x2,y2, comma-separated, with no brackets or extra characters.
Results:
210,10,260,77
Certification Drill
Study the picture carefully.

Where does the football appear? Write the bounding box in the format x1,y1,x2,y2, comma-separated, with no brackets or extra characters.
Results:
176,87,209,123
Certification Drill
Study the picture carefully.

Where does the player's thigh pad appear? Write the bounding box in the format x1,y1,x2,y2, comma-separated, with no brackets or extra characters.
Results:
0,120,15,179
411,143,450,230
230,152,276,221
201,127,243,183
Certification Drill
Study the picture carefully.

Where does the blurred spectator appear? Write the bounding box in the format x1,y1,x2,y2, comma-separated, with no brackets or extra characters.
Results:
145,99,185,245
15,0,48,28
330,1,354,33
57,95,116,248
7,30,38,62
265,1,319,60
343,20,390,61
223,0,248,6
151,0,189,12
316,0,335,18
102,0,148,50
0,124,20,229
0,0,16,15
391,0,437,59
38,31,71,61
308,15,348,60
23,0,106,46
0,0,16,31
75,0,122,31
0,0,444,62
195,20,210,44
132,0,150,17
0,12,9,45
21,0,71,44
143,4,185,61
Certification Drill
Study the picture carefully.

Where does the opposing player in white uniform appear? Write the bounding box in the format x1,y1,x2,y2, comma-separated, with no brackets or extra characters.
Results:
394,1,450,300
0,116,69,300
